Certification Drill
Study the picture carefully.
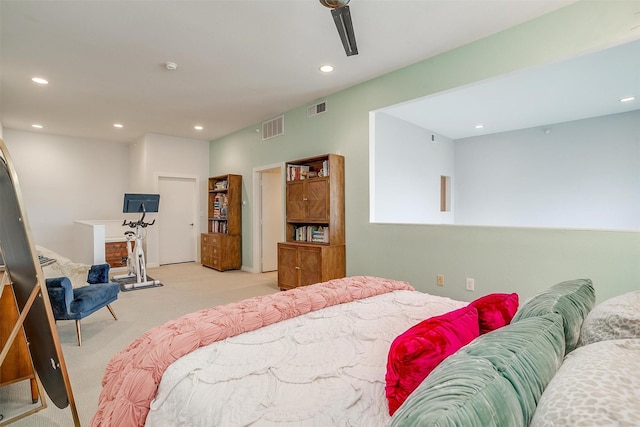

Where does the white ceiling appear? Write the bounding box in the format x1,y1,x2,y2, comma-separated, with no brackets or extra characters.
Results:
0,0,577,143
382,37,640,139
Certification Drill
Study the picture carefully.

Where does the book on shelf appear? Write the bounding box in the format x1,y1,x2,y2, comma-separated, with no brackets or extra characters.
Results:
287,164,310,181
211,220,228,234
292,225,328,243
214,180,228,190
212,193,228,218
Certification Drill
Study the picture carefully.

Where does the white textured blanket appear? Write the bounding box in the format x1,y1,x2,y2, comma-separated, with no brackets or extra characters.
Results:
146,290,465,426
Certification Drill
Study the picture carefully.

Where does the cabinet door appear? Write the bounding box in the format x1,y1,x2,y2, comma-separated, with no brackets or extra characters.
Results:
278,244,299,289
0,283,35,386
298,246,321,287
201,234,213,267
306,179,329,222
286,181,306,222
105,241,129,268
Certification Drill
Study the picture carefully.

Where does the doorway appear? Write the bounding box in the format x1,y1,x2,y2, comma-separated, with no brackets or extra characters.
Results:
253,164,284,273
158,176,198,265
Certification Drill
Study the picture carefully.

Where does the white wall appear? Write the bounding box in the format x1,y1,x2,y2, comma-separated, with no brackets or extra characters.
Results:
3,129,129,257
128,135,148,193
454,111,640,229
372,113,455,224
127,133,209,266
2,130,209,264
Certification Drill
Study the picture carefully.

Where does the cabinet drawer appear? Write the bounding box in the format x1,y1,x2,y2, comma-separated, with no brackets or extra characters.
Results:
210,256,221,269
212,246,221,257
201,254,213,266
201,233,221,246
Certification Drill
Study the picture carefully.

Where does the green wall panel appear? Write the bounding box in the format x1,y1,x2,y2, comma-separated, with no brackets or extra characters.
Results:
210,1,640,303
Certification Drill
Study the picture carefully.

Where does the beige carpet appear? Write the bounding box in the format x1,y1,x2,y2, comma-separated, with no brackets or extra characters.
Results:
2,263,278,426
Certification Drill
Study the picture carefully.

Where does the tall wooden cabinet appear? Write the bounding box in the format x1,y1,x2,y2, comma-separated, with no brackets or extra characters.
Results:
201,174,242,271
278,154,345,290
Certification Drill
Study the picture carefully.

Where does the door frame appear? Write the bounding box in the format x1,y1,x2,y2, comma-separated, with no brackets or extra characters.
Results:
252,162,285,273
154,173,201,266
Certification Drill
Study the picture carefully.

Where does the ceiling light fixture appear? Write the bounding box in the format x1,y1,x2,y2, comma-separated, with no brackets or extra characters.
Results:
319,65,334,73
194,125,203,130
165,62,178,71
31,124,43,129
31,77,48,85
113,123,124,128
475,124,484,129
620,96,636,103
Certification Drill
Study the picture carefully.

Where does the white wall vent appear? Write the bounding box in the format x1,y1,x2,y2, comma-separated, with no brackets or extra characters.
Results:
307,100,327,118
262,115,284,141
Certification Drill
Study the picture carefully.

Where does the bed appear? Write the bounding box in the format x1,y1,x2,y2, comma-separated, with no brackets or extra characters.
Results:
91,276,468,426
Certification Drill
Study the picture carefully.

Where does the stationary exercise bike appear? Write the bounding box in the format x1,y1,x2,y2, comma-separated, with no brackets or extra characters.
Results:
113,193,161,290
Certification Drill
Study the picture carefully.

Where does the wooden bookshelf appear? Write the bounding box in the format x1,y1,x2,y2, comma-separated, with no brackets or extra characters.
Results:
278,154,345,290
201,174,242,271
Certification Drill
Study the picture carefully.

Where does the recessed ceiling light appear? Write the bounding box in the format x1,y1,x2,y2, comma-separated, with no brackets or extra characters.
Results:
620,96,636,103
113,123,124,128
32,124,43,129
475,124,484,129
194,125,204,131
31,77,48,85
319,65,334,73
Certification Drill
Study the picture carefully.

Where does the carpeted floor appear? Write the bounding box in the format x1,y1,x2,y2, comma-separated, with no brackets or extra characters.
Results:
3,263,278,426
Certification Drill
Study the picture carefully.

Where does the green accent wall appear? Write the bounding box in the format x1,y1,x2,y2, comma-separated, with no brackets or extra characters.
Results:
210,1,640,303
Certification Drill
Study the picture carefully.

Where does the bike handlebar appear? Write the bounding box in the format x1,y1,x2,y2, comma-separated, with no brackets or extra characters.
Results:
122,210,156,228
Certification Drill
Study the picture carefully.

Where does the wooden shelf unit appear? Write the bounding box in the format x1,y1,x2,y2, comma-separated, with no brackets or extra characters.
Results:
278,154,345,290
201,174,242,271
1,272,39,404
104,241,133,268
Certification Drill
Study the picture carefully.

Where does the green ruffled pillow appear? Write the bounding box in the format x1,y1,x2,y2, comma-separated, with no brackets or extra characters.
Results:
512,279,595,353
389,314,564,427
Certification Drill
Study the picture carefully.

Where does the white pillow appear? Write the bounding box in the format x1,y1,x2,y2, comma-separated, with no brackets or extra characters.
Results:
37,245,90,288
578,290,640,347
531,339,640,426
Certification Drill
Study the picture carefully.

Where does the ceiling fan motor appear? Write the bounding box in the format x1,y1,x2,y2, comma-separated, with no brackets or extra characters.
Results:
319,0,350,8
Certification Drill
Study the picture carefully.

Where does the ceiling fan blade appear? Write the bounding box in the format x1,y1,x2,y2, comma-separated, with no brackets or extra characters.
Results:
331,5,358,56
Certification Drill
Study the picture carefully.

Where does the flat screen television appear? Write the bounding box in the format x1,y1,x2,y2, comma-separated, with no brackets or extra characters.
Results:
122,193,160,213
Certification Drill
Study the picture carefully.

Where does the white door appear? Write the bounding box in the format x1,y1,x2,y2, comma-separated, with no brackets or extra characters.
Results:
260,169,283,272
158,177,197,265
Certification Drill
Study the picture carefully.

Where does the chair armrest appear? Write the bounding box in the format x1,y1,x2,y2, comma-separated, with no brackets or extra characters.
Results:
88,263,111,284
45,277,73,318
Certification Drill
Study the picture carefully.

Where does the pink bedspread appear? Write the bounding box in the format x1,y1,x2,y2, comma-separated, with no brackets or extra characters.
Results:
91,276,413,426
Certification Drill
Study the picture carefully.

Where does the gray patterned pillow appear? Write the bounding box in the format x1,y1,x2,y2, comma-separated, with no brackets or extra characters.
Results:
530,339,640,426
578,290,640,347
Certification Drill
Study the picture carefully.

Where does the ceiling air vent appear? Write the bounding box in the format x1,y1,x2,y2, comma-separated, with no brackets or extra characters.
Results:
262,115,284,141
307,100,327,118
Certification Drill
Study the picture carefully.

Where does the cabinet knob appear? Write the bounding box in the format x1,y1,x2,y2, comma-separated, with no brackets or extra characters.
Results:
303,198,308,201
295,266,300,270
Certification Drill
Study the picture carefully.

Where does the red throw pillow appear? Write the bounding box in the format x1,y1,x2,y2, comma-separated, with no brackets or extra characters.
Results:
470,293,519,334
385,305,479,415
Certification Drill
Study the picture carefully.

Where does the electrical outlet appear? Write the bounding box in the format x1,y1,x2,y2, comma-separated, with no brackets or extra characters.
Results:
437,275,444,286
466,278,475,291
